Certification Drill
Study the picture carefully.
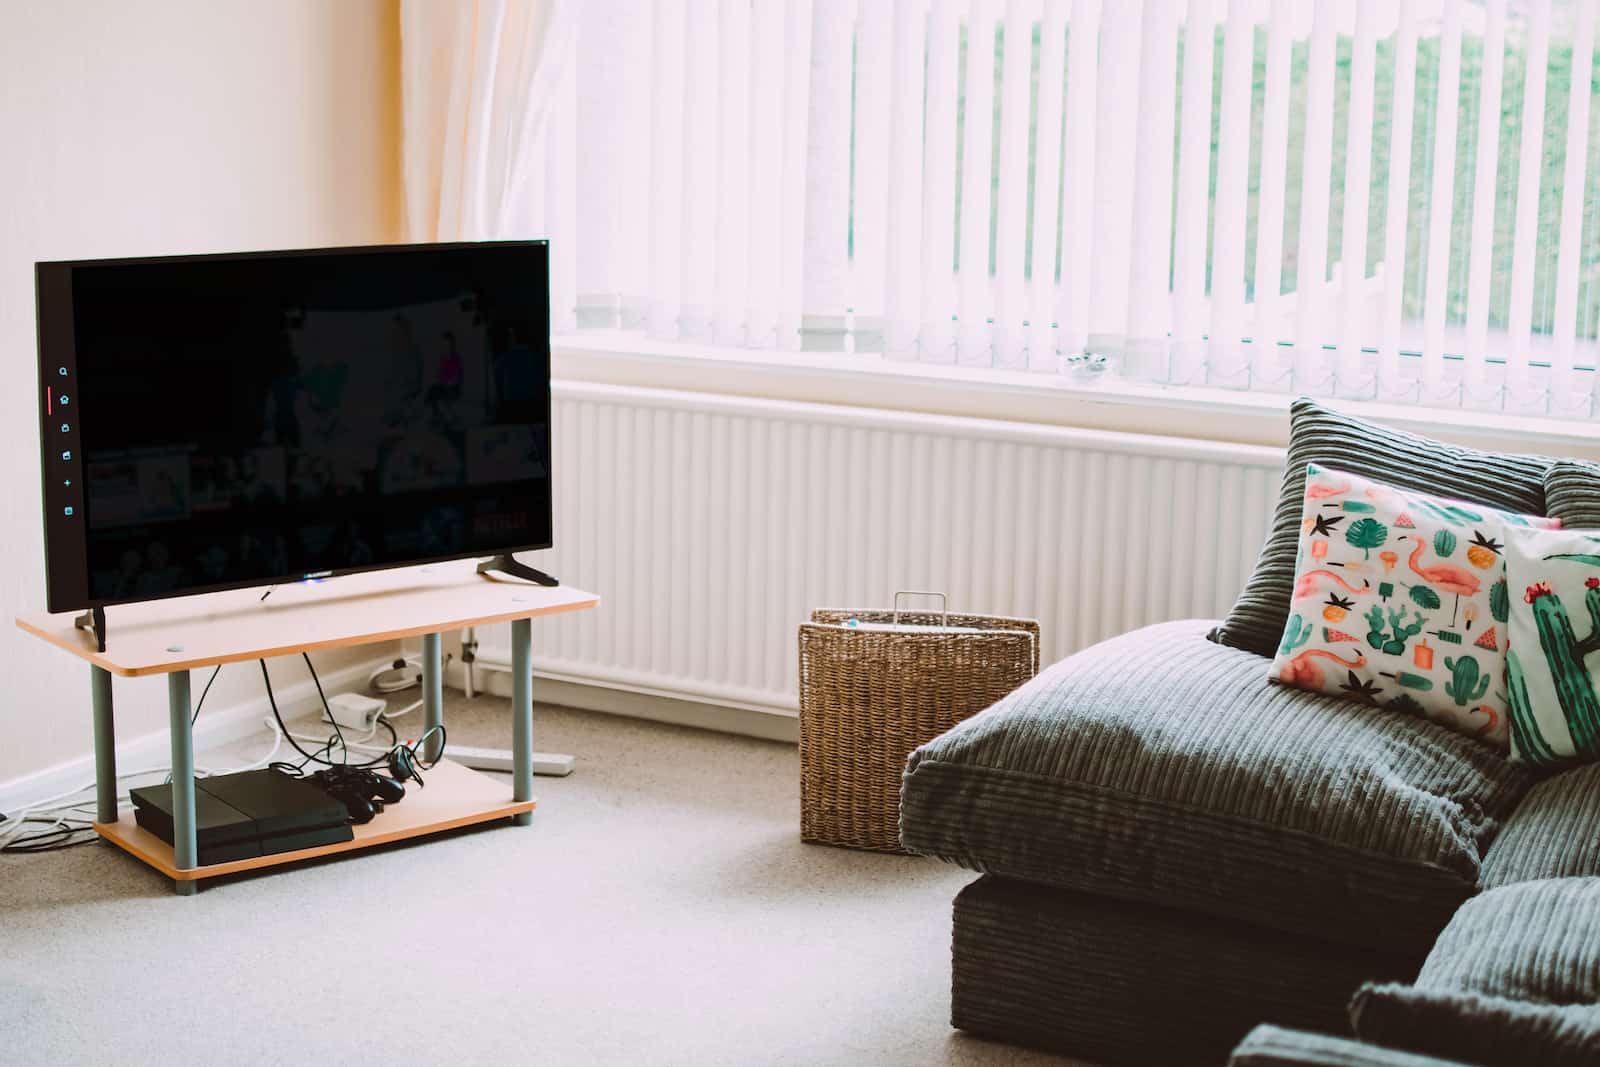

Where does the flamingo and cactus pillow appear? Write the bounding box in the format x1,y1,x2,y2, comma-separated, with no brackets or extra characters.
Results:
1269,464,1559,750
1502,527,1600,766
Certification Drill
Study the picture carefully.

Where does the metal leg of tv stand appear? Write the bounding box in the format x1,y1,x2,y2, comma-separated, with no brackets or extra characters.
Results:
422,632,444,764
452,623,574,786
167,670,198,896
90,666,118,824
511,618,534,825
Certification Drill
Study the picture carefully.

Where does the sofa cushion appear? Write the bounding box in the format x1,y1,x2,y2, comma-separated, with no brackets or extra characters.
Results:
1545,460,1600,529
1210,398,1553,658
953,877,1418,1067
1349,878,1600,1066
1351,985,1600,1067
1482,763,1600,887
900,620,1534,953
1228,1025,1473,1067
1418,877,1600,1002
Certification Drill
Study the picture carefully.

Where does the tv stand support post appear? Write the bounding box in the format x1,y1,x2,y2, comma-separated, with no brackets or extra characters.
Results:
511,617,534,825
90,666,117,823
167,669,198,895
87,658,200,895
422,632,444,764
476,554,558,586
75,606,106,653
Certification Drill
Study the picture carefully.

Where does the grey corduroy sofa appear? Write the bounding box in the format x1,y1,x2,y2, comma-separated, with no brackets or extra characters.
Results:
899,618,1600,1066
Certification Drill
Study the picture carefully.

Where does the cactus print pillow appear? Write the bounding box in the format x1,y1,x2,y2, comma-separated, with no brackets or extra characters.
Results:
1503,527,1600,766
1269,464,1560,751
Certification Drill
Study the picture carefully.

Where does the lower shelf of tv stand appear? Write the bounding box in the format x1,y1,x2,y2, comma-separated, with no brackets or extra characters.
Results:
93,758,536,882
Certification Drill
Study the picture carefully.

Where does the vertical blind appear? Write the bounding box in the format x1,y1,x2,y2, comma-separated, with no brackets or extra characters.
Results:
525,0,1600,421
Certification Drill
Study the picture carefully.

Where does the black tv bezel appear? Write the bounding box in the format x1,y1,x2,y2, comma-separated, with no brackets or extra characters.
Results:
35,239,553,615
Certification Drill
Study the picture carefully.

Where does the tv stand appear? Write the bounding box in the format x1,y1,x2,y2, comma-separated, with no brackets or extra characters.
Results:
16,561,598,895
74,605,106,653
476,554,558,586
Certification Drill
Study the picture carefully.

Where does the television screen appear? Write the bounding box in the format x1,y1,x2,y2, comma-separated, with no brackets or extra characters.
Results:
35,241,552,613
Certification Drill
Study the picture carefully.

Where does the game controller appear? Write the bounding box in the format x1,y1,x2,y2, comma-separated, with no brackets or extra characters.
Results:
307,766,406,825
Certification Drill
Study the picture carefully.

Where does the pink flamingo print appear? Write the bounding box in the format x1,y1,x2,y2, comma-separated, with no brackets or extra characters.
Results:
1292,569,1370,601
1399,534,1479,625
1279,648,1367,689
1305,478,1351,501
1468,705,1501,741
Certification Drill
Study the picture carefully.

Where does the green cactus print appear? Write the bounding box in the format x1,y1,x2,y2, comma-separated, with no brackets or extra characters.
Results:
1365,604,1425,655
1279,612,1314,656
1546,554,1600,568
1443,654,1491,707
1433,530,1458,558
1524,581,1600,755
1506,650,1558,764
1365,604,1387,650
1489,578,1510,623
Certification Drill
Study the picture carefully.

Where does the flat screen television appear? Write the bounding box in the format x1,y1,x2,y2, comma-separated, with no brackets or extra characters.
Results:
35,241,552,616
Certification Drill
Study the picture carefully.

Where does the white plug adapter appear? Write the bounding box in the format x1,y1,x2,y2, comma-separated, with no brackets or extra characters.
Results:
324,692,386,731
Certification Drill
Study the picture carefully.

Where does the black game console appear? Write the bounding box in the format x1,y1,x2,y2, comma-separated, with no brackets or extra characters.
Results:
130,769,353,865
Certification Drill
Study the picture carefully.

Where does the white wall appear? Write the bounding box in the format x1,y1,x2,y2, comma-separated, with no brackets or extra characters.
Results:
0,0,401,783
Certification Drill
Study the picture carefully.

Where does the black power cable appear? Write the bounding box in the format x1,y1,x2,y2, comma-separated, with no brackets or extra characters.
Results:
261,658,362,768
5,657,444,855
260,657,409,771
191,664,222,727
3,824,98,853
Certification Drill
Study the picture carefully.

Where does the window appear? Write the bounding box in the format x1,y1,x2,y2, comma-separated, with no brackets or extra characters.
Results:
530,0,1600,422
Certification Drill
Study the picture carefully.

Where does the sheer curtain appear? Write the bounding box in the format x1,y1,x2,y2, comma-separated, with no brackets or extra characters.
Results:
399,0,577,329
516,0,1600,422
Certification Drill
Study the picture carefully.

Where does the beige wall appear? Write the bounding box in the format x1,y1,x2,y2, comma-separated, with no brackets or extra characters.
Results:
0,0,401,782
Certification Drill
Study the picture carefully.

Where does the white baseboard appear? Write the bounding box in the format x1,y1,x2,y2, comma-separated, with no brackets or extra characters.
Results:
442,659,799,744
0,654,393,819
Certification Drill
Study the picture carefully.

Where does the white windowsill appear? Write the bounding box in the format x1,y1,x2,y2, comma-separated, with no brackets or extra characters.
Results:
552,331,1600,461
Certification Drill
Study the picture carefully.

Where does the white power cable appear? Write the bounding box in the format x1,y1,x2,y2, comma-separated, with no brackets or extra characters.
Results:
3,669,405,852
0,723,284,850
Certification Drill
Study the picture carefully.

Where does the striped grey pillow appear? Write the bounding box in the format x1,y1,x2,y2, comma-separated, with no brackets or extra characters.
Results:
1546,460,1600,529
1210,399,1554,658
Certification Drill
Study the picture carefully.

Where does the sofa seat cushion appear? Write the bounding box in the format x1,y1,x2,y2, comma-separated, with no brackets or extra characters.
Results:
953,877,1419,1067
900,620,1534,953
1415,877,1600,1003
1350,986,1600,1067
1228,1025,1474,1067
1481,763,1600,887
1349,877,1600,1065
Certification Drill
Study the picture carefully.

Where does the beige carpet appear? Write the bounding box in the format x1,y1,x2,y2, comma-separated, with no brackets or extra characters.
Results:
1,694,1083,1066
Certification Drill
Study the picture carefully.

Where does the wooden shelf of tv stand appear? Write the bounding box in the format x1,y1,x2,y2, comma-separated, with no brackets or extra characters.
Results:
93,757,535,882
14,558,599,677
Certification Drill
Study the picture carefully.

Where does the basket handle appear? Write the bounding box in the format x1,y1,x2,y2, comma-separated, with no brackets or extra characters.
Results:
893,591,948,626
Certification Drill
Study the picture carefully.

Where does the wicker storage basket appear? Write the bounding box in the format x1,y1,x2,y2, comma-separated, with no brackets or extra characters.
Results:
798,599,1040,853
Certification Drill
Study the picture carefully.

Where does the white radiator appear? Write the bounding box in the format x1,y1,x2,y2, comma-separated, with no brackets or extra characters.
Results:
489,381,1285,716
